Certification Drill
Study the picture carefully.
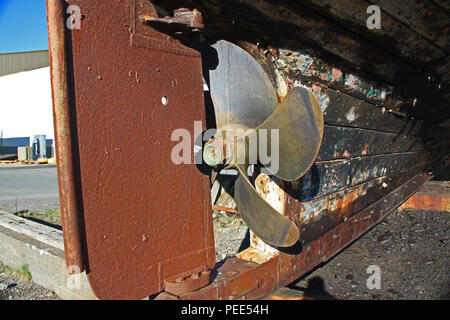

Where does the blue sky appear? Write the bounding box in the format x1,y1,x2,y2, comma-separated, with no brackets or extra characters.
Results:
0,0,48,53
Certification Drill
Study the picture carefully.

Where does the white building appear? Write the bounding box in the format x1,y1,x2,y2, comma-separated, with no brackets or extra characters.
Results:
0,51,54,141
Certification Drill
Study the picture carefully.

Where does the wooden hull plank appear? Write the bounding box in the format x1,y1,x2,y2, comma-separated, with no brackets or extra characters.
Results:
318,125,425,161
295,152,429,201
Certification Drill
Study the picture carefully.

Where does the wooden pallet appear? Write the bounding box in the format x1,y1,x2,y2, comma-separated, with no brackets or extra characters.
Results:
19,160,47,165
0,160,19,164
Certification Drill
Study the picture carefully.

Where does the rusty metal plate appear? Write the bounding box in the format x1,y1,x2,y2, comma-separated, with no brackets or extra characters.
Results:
48,0,215,299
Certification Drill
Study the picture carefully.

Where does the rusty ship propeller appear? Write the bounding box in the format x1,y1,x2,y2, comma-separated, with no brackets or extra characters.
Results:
203,40,324,248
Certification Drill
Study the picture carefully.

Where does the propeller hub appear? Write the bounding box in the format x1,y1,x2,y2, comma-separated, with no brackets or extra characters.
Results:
203,139,225,167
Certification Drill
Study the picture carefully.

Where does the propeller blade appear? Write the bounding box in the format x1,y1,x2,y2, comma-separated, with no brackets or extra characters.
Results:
234,164,299,247
255,87,324,181
208,40,278,131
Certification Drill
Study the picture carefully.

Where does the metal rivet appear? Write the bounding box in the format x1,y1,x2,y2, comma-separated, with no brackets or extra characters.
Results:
161,96,168,105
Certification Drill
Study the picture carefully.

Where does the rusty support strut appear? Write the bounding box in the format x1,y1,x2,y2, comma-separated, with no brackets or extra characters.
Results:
46,0,84,273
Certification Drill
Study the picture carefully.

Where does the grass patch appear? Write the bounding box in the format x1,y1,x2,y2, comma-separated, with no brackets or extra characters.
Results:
0,261,32,281
17,208,62,227
213,211,245,231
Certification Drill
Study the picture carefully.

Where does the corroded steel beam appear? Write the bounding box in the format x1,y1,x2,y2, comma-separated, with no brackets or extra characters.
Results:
400,181,450,212
46,0,85,273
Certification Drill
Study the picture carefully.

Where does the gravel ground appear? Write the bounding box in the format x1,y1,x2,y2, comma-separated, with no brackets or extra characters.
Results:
291,209,449,300
213,211,249,262
213,208,449,300
0,270,60,301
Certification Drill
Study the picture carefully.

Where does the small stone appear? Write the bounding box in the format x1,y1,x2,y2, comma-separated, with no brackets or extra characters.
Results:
415,285,425,292
377,231,391,244
350,280,360,288
0,282,8,291
345,274,353,281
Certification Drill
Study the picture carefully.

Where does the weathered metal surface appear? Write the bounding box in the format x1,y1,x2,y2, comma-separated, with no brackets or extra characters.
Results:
46,0,84,273
130,0,200,56
400,181,450,212
164,269,212,295
49,0,215,299
142,7,204,35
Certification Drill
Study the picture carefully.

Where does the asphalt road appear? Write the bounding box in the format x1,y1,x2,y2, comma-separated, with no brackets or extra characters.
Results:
0,165,59,214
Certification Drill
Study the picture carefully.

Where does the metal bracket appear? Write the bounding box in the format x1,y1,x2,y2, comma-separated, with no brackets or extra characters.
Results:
130,0,200,57
164,269,211,296
141,8,204,35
